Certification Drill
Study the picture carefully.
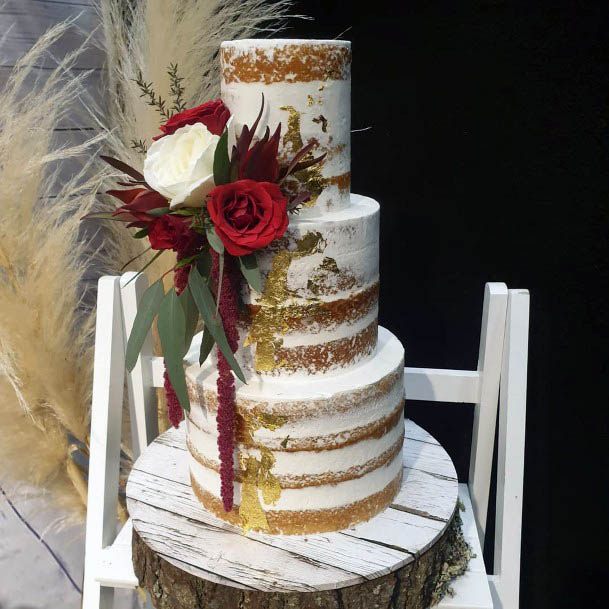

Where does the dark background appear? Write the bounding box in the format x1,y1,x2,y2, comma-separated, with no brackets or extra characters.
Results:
286,2,609,608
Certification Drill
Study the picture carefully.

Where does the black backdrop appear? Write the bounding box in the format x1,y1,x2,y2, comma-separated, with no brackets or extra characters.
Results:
285,2,609,608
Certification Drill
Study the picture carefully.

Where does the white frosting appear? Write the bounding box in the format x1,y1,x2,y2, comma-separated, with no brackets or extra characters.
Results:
221,39,351,217
189,450,402,512
185,326,403,407
188,417,404,479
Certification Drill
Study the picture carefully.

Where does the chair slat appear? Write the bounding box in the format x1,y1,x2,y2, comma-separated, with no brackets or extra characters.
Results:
96,519,138,589
469,282,508,544
83,276,127,609
120,273,158,458
405,368,480,403
149,355,166,388
492,289,529,609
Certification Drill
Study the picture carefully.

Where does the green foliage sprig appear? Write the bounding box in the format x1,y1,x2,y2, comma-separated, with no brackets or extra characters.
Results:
168,63,187,115
134,71,171,120
130,139,148,154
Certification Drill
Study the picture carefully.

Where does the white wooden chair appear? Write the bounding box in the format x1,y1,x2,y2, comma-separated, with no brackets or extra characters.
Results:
82,275,528,609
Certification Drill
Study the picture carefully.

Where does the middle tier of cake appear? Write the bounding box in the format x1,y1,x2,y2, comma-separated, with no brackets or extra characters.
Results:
236,193,380,377
185,326,405,534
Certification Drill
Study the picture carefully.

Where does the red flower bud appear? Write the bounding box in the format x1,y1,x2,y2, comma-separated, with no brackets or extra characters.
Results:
155,100,230,139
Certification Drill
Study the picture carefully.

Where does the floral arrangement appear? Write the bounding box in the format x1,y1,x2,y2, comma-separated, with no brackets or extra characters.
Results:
88,94,323,511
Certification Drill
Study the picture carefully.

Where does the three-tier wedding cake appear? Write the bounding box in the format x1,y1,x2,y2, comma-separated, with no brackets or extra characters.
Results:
184,40,406,535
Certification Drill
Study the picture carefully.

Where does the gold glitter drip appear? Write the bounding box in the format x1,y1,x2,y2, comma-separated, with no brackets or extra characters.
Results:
238,448,282,532
279,105,327,207
307,256,358,296
259,448,282,504
307,94,315,106
239,456,269,532
279,105,304,154
245,232,325,371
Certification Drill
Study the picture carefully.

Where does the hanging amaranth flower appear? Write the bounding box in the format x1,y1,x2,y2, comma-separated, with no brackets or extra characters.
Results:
163,368,184,428
212,252,241,511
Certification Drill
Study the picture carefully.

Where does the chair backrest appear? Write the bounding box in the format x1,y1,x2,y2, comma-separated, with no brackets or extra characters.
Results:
491,289,529,609
404,283,529,609
120,273,159,459
86,275,527,608
405,282,508,542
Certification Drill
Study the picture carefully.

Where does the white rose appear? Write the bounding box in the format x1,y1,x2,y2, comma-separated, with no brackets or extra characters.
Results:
144,122,219,209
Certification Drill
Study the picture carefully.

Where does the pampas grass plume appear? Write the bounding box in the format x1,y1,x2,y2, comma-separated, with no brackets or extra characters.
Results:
0,23,119,520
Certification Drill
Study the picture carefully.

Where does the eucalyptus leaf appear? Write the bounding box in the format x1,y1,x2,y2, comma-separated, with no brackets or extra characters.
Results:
125,280,164,372
179,287,199,355
188,268,246,383
123,250,164,286
157,289,190,411
199,325,215,365
146,207,172,217
196,249,212,279
120,245,152,272
238,253,263,293
213,129,230,185
174,255,196,269
206,225,225,254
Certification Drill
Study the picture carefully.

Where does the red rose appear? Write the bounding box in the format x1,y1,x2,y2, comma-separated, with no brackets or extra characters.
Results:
155,100,230,139
207,180,289,257
148,214,196,252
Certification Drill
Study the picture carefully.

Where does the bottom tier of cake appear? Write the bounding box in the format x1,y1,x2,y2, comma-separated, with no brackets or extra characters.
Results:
184,326,405,535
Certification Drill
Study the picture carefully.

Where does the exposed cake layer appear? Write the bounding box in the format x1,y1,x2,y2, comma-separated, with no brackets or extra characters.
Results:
221,39,351,215
185,326,405,534
191,470,402,536
185,327,403,440
235,194,379,376
187,415,404,487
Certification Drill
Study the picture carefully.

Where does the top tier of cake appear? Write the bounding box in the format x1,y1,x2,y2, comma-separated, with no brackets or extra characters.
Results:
220,39,351,216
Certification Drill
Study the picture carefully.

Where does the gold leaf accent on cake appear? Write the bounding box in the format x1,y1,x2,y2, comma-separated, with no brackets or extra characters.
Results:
259,448,282,505
279,105,326,207
245,232,325,372
239,456,269,532
279,104,305,154
238,448,282,532
239,410,287,445
307,94,315,106
306,256,358,296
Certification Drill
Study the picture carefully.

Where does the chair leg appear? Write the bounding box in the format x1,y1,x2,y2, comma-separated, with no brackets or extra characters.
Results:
82,276,127,609
82,579,114,609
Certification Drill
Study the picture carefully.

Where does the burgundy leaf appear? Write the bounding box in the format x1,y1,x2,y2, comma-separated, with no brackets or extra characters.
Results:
289,151,327,175
107,188,147,204
279,141,316,181
288,190,312,211
116,180,148,187
230,93,265,170
100,155,145,182
240,123,281,182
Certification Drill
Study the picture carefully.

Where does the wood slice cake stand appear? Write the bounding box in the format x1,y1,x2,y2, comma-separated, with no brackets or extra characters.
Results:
127,419,465,609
